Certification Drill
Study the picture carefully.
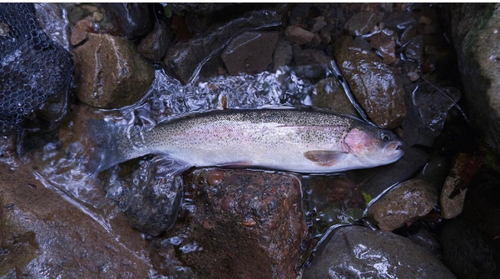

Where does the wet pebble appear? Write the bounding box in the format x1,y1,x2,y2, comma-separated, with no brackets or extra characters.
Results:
303,225,457,279
285,25,315,45
405,34,424,63
382,11,416,31
366,179,438,231
344,11,378,36
310,16,327,33
440,153,484,219
74,33,155,108
221,31,279,76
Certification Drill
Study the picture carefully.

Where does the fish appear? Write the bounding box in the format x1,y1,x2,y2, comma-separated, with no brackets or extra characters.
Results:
86,109,404,174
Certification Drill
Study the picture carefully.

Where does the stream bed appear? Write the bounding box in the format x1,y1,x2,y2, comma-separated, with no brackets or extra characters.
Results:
1,3,500,279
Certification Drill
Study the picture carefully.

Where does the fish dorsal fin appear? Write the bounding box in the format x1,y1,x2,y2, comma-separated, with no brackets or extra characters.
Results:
303,150,348,166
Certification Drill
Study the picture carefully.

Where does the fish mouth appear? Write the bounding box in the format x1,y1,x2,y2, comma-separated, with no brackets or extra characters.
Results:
384,140,404,157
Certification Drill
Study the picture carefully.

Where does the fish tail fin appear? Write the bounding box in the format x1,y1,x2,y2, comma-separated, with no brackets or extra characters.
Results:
86,119,134,173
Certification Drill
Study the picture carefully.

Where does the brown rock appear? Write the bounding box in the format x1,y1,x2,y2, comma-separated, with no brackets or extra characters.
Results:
167,168,307,279
70,19,93,46
333,35,406,128
74,33,155,108
366,179,438,231
285,25,315,45
0,163,151,277
221,31,279,76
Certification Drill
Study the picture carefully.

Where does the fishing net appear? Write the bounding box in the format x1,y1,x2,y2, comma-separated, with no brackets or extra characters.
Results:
0,3,72,135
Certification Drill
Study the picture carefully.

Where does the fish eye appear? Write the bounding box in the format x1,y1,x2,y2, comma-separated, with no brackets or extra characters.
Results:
379,131,391,142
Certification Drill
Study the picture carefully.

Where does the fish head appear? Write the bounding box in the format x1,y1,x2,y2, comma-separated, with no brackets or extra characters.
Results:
342,126,404,167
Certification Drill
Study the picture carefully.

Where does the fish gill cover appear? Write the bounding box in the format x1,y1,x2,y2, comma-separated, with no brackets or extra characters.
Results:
0,3,72,135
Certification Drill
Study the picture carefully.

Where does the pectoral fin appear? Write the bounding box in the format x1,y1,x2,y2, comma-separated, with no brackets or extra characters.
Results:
304,150,348,166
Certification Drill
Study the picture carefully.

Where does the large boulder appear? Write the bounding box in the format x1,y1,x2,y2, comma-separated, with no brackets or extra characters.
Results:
444,4,500,151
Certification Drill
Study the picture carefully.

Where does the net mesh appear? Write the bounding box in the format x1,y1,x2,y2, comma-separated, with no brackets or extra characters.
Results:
0,3,72,135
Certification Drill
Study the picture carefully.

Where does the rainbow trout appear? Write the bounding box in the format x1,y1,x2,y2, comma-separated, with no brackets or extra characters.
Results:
87,109,404,173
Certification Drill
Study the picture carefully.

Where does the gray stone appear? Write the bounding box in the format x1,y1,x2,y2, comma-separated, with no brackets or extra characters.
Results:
74,33,155,108
303,225,457,279
221,31,278,76
445,4,500,151
366,179,438,231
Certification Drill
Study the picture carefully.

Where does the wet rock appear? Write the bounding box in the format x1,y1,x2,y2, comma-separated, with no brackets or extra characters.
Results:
34,3,71,50
406,226,442,257
440,218,500,279
440,153,484,219
273,38,293,72
74,33,155,108
404,35,424,63
293,49,331,66
303,225,457,279
312,77,358,116
168,3,232,15
0,163,151,278
354,145,429,198
103,157,184,236
344,11,377,36
164,9,281,84
370,28,397,64
285,25,315,45
333,35,407,128
171,169,306,279
400,24,417,46
319,27,332,45
462,167,500,238
382,11,417,31
366,179,438,231
221,31,279,76
138,21,172,62
311,16,327,33
444,4,500,151
105,3,152,39
402,82,461,147
70,19,94,46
